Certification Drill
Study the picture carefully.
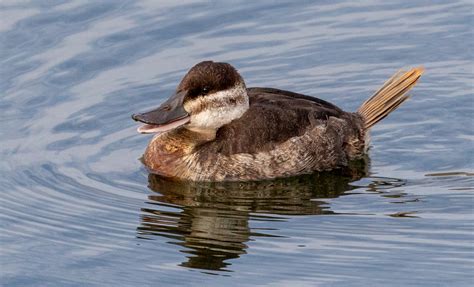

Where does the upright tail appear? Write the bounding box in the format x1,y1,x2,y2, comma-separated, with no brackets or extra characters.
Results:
358,67,424,129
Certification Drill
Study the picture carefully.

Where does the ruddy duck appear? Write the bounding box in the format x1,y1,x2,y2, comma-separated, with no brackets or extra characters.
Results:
132,61,423,181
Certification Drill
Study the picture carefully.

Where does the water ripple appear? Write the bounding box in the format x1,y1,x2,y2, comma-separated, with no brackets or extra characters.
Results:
1,0,473,286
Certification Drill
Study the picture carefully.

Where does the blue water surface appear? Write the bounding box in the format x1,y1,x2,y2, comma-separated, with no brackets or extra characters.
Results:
1,1,473,286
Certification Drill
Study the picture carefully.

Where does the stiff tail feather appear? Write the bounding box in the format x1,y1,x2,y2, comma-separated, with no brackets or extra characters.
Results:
358,67,424,129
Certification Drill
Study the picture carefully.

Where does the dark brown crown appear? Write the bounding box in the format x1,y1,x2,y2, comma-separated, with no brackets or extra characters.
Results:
178,61,244,100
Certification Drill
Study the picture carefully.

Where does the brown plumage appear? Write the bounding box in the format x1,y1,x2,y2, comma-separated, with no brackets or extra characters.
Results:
133,61,424,182
200,88,346,156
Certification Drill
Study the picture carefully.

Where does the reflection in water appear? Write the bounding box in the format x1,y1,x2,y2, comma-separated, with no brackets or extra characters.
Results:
1,0,472,284
137,162,369,271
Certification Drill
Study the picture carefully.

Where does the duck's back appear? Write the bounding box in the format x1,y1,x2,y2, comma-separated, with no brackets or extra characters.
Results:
199,87,364,157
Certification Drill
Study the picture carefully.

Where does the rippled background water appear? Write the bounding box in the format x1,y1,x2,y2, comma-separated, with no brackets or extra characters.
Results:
1,1,473,286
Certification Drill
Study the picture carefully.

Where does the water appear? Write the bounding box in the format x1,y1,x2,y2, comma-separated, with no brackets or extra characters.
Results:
1,0,473,286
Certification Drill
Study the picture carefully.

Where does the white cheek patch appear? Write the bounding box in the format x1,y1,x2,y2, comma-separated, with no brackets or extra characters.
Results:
185,84,249,129
190,104,247,129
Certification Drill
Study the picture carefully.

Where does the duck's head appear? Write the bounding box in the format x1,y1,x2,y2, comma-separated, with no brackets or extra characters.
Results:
132,61,249,134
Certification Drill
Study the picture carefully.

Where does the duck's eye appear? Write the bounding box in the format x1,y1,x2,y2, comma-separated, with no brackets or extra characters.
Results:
201,87,209,95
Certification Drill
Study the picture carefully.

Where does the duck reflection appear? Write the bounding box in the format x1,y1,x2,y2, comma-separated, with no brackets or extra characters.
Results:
137,163,367,271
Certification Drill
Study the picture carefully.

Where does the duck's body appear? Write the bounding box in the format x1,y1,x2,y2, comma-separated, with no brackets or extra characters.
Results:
133,61,423,182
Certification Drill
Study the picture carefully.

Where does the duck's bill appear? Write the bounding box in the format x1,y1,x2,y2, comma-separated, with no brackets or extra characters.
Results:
132,90,190,134
136,116,190,134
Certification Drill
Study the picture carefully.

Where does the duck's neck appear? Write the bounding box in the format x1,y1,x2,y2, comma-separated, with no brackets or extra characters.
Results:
142,127,216,176
149,127,215,155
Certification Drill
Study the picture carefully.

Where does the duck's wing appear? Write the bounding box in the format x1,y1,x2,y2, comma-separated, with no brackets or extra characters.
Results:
202,87,348,156
248,87,343,114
